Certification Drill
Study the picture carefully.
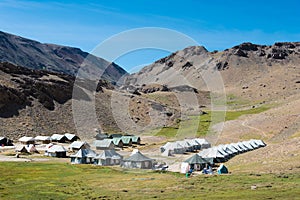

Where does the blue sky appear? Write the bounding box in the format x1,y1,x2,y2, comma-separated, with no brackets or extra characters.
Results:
0,0,299,72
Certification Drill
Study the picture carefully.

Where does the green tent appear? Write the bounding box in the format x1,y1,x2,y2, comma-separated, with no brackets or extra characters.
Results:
184,154,213,165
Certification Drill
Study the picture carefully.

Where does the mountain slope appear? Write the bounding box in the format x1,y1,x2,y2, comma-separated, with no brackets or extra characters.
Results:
0,30,127,82
126,42,300,103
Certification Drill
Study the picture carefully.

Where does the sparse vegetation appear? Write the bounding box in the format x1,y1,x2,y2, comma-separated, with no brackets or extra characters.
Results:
0,162,299,200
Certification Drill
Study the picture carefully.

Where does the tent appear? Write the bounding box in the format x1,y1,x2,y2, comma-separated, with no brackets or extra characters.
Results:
184,154,214,171
16,144,38,154
236,142,250,152
94,149,123,166
64,133,80,142
217,164,228,174
0,137,13,146
51,134,67,143
161,142,185,156
95,133,109,140
248,140,260,149
241,141,254,151
177,141,193,152
122,151,153,169
131,136,141,144
45,145,67,157
198,148,228,163
93,139,115,150
184,139,201,150
35,136,51,144
18,136,35,145
224,144,239,155
69,141,90,151
112,138,124,148
251,139,266,147
121,136,133,146
231,143,246,153
195,138,211,149
70,149,96,164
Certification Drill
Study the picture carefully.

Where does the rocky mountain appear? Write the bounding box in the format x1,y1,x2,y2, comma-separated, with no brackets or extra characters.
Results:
1,62,206,139
0,30,127,83
126,42,300,103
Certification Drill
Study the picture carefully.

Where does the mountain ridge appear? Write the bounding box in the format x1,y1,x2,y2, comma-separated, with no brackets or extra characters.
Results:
0,30,128,83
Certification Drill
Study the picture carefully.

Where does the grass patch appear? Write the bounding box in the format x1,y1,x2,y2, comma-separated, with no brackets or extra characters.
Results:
155,106,270,138
0,162,299,199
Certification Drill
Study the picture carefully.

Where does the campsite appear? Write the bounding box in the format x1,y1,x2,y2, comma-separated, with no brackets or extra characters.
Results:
0,132,299,199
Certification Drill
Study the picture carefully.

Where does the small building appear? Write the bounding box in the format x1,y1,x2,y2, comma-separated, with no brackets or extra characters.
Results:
122,150,153,169
64,133,80,142
94,149,123,166
18,136,35,145
0,137,13,146
69,141,90,152
51,134,67,143
35,136,51,144
70,149,96,164
121,136,132,147
93,139,115,150
45,145,67,158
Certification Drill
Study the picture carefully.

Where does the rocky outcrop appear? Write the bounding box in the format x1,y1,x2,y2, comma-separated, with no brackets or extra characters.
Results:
0,62,113,113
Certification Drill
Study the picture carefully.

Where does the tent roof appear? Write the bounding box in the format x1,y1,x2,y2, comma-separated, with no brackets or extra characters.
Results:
195,138,210,145
64,133,78,140
176,141,192,148
112,138,123,145
69,141,90,149
121,136,132,144
184,139,201,146
51,134,66,140
131,136,140,143
161,142,184,150
35,136,51,141
0,137,5,140
184,154,212,164
198,148,226,158
95,149,122,159
124,151,153,162
70,149,96,158
93,139,114,148
18,136,35,142
47,145,66,153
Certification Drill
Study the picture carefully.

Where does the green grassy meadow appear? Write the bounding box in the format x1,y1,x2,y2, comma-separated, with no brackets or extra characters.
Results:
155,106,270,138
0,162,299,199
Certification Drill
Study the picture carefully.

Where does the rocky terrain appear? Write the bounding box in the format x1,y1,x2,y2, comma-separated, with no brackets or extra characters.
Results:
0,31,127,83
126,42,300,103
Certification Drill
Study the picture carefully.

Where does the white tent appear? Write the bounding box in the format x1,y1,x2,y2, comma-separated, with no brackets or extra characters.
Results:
184,139,201,150
45,145,67,157
194,138,211,149
198,147,227,163
70,149,96,164
176,141,193,152
161,142,185,156
94,149,123,166
251,139,266,147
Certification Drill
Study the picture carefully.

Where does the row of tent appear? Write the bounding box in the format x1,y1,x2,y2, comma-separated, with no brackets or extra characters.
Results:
18,133,80,144
197,139,266,164
70,149,154,169
160,138,211,156
93,135,141,150
181,139,266,173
